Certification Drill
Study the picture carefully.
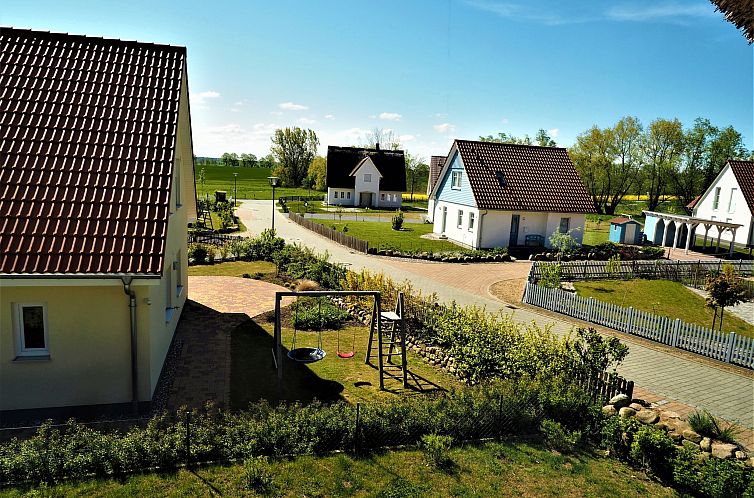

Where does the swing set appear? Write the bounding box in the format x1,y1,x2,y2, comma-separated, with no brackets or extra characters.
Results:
271,290,407,390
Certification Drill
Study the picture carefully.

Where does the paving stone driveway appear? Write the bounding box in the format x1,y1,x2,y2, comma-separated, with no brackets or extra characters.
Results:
162,277,287,411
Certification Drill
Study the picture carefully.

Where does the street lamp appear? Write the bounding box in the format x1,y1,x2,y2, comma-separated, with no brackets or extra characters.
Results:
268,176,280,232
232,172,238,207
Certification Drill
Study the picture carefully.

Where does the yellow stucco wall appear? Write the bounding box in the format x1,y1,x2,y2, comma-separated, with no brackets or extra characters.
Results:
0,66,195,412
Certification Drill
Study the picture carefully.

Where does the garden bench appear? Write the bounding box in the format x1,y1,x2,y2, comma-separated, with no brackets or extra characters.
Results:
524,234,545,247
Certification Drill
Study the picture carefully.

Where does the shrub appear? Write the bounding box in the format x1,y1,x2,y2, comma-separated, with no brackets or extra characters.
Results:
549,228,581,255
242,456,277,495
188,243,209,264
696,458,751,498
540,419,581,454
687,410,740,444
342,224,349,233
292,298,350,330
600,415,642,460
421,434,453,468
629,425,677,481
391,211,404,231
570,327,629,376
215,201,235,229
538,263,561,288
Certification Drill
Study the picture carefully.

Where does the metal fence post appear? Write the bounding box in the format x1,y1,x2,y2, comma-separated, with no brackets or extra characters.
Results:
671,319,680,348
725,332,736,363
354,403,361,456
185,410,191,467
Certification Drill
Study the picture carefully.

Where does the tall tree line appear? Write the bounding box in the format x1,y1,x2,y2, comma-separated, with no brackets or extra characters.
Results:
570,116,749,214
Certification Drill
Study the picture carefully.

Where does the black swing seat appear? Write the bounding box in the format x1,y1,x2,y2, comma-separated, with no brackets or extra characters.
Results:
288,347,326,363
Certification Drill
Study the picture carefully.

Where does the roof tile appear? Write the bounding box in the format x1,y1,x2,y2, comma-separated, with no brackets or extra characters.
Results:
0,27,186,276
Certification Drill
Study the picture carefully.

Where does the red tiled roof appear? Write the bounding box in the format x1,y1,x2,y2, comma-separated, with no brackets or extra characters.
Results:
728,159,754,215
0,28,186,276
428,155,445,192
686,195,701,210
609,217,639,225
453,140,597,213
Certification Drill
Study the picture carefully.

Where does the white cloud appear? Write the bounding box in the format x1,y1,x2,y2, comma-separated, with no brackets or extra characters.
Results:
434,113,448,119
433,123,456,134
324,114,335,120
501,117,510,124
270,111,283,116
606,3,716,23
190,90,220,108
297,117,317,125
399,134,416,142
548,128,560,138
379,112,402,121
279,102,309,111
193,122,279,157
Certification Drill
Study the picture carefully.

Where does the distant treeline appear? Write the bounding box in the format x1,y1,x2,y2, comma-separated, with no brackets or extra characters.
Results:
195,153,278,169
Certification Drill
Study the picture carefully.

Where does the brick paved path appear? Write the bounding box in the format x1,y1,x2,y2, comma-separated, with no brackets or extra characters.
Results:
163,277,287,411
236,200,754,431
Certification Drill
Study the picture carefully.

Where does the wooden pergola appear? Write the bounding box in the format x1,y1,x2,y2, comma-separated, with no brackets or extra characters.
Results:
644,210,743,255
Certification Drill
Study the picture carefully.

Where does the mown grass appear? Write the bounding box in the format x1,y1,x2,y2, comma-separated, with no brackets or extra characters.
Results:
230,308,456,408
194,165,311,200
317,220,464,253
0,441,676,497
573,279,754,338
187,260,277,277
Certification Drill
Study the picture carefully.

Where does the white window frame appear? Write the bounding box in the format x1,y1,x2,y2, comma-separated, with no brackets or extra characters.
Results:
347,192,351,199
14,303,50,357
380,193,385,201
468,212,475,231
729,188,737,213
457,209,463,228
165,262,174,323
364,174,372,183
713,187,721,210
451,171,462,189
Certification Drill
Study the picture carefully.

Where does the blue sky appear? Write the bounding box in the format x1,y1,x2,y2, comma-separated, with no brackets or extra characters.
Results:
3,0,752,160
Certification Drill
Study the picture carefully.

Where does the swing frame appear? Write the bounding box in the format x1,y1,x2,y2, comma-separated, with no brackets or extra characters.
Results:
272,290,383,388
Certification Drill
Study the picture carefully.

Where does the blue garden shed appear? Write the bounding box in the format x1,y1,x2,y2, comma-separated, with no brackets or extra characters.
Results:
609,217,643,245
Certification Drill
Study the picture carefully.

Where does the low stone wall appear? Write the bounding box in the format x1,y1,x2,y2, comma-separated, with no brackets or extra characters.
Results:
603,394,753,465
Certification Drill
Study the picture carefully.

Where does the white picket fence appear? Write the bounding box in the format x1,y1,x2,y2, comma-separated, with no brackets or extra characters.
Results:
524,282,754,369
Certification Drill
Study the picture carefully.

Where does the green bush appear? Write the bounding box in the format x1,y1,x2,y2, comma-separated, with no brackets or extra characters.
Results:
540,419,581,454
538,264,562,288
421,434,453,468
688,410,740,444
629,425,677,481
215,201,235,229
273,244,346,290
188,243,209,264
242,456,277,495
292,298,350,330
391,210,404,230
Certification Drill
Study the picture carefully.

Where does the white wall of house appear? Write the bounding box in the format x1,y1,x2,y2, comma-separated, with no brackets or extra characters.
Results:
433,201,480,248
693,164,754,246
378,191,402,209
327,187,355,206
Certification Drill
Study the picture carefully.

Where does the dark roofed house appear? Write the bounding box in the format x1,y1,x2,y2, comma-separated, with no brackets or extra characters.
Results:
0,27,196,417
428,140,595,249
326,144,406,208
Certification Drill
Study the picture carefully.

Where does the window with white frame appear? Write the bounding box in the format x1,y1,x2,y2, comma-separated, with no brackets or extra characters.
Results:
451,171,462,189
468,212,475,231
347,192,351,199
713,187,721,210
14,303,49,357
380,193,385,200
559,217,570,233
729,188,737,213
165,261,174,322
364,174,371,182
457,210,463,228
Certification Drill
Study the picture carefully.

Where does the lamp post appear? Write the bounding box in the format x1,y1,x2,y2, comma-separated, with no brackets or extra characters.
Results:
232,172,238,207
268,176,280,232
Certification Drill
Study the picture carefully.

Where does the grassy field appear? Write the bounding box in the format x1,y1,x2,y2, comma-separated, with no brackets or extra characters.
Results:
573,279,753,338
187,260,276,278
0,441,676,497
318,220,466,253
194,165,311,200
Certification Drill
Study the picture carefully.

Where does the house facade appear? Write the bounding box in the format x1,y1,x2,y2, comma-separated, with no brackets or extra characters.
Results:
0,28,196,416
429,140,595,249
691,160,754,247
426,155,446,222
326,145,406,208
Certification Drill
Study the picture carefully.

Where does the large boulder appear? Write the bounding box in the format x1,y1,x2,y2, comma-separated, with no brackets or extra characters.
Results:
711,442,737,460
628,402,644,411
602,405,617,417
682,429,703,444
636,410,659,425
619,407,637,419
610,394,631,409
736,451,748,461
700,437,712,452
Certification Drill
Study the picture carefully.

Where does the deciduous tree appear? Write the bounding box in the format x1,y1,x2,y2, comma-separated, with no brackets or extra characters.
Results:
270,127,319,186
641,118,683,211
307,156,327,191
240,153,257,168
221,152,239,167
362,128,402,150
405,153,428,200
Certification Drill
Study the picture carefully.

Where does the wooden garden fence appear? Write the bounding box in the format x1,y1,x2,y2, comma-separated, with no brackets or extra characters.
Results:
288,212,369,253
523,282,754,369
188,231,246,246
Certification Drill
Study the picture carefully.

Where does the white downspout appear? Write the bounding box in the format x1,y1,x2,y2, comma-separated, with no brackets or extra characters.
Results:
476,210,487,249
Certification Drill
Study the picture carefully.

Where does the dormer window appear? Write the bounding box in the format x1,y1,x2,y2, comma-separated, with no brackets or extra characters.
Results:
364,174,371,183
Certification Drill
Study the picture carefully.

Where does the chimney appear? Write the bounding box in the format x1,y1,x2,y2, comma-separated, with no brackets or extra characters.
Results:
375,142,380,151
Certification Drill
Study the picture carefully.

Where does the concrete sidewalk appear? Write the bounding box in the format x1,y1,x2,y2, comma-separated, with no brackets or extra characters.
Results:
237,200,754,429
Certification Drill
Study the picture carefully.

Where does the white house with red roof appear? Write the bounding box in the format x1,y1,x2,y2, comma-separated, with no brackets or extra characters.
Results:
428,140,596,249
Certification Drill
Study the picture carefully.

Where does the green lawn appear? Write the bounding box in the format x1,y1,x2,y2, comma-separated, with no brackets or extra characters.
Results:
0,442,676,497
187,260,276,278
231,308,456,408
582,199,689,247
317,220,465,253
573,279,753,338
194,165,311,200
